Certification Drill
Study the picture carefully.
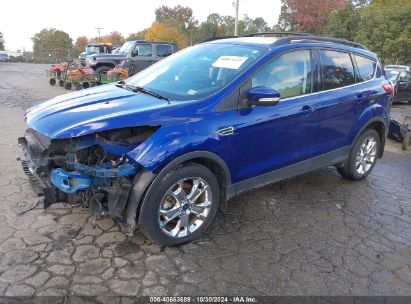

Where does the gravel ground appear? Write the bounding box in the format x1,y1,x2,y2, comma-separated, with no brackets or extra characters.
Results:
0,63,410,298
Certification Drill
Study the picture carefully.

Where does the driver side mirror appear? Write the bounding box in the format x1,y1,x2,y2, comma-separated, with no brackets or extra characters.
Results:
247,86,280,106
131,49,138,57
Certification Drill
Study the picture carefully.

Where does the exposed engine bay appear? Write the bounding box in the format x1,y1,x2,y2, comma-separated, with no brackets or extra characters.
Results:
18,126,159,225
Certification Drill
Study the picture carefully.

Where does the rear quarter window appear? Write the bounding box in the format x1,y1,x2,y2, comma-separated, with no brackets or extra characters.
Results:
156,45,173,57
320,50,355,90
354,55,376,82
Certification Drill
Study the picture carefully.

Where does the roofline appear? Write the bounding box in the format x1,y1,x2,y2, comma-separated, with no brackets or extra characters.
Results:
244,32,313,37
384,65,410,70
125,40,177,45
272,35,367,50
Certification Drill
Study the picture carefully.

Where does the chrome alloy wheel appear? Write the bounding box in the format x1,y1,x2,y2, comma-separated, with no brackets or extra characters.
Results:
158,177,212,238
355,136,377,175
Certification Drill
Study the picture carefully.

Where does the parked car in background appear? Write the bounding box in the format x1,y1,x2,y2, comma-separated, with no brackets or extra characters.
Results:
85,40,178,79
19,33,393,246
0,53,9,62
79,43,113,67
384,65,411,103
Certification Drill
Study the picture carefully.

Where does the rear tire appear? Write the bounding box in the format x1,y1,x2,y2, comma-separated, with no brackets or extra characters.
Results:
64,82,72,90
337,129,380,180
139,163,220,246
49,78,56,86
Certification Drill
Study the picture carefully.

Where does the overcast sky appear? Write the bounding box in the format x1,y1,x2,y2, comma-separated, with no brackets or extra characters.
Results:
0,0,282,51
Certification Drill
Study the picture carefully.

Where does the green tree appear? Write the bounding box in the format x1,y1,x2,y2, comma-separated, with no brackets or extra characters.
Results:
0,32,4,50
155,5,198,44
277,4,298,31
195,13,227,42
325,3,361,40
126,29,148,41
240,15,270,35
194,13,270,42
32,28,73,63
356,0,411,65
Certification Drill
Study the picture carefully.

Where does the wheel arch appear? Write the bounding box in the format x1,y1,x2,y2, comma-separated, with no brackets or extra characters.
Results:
354,117,387,158
94,63,115,71
124,151,232,230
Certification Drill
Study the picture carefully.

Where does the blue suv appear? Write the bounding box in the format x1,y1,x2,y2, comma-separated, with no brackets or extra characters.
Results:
19,33,393,245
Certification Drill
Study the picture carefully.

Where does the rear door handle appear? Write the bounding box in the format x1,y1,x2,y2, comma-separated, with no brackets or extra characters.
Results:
300,105,314,115
356,93,367,102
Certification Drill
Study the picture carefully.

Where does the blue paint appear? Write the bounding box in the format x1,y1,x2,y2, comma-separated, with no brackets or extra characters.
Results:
26,37,392,188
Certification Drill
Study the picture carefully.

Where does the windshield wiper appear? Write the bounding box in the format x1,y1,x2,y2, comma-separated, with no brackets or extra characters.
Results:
116,81,170,103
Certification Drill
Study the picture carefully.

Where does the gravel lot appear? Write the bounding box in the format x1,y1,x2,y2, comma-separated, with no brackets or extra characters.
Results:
0,63,410,297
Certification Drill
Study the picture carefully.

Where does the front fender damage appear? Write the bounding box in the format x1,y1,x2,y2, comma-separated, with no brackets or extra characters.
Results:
19,126,159,233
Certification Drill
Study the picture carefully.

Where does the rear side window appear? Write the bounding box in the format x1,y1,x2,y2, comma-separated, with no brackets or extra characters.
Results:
400,71,411,81
354,55,376,82
156,45,173,57
320,50,355,90
251,50,312,99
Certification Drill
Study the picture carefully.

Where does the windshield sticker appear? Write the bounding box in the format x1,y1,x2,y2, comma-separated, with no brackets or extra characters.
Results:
187,89,197,95
212,56,248,69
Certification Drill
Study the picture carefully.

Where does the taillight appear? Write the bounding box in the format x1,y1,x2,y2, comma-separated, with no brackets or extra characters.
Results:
382,83,393,94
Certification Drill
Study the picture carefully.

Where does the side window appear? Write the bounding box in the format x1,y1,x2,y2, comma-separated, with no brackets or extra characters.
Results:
156,45,173,57
320,50,355,90
134,44,153,57
354,55,376,82
251,50,312,99
400,71,411,81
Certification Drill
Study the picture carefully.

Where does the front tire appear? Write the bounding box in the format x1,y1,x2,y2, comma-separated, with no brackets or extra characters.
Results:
95,66,111,84
64,82,72,90
139,163,220,246
337,129,380,180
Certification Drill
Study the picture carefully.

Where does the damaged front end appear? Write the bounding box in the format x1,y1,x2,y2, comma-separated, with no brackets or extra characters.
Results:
18,126,159,225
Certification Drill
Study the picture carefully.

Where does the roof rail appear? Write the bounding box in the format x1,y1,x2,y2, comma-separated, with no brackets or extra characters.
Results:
244,32,313,37
200,36,238,43
200,32,311,43
272,35,368,50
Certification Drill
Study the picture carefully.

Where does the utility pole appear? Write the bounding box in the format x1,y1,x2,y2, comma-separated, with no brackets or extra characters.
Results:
94,27,104,41
233,0,239,36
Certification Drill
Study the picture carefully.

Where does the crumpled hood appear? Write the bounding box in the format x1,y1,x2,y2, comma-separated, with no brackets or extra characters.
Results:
26,84,172,139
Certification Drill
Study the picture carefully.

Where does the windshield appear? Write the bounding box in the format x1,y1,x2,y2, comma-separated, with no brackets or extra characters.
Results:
126,43,265,101
385,69,400,81
119,41,135,54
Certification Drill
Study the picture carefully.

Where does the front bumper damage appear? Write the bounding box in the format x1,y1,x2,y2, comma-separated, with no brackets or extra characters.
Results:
18,127,158,232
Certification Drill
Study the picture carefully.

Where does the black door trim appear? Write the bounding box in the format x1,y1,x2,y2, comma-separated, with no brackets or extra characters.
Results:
227,145,351,199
